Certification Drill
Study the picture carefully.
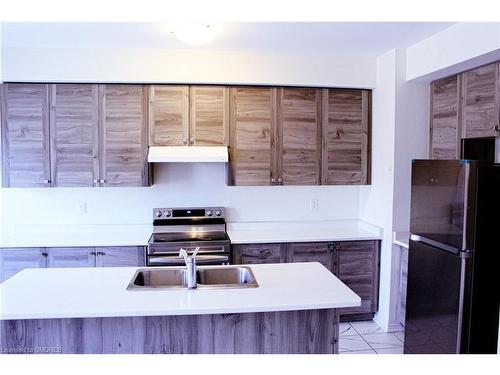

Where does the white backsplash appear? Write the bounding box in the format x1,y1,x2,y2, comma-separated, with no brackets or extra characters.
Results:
1,163,361,230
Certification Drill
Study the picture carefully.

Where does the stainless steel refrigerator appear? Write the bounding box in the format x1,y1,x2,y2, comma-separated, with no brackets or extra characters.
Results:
405,160,500,354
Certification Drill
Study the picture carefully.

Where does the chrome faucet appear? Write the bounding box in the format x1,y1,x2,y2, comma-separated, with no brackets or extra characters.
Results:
179,247,200,289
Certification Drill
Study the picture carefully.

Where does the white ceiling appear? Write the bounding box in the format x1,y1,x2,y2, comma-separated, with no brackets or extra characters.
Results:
2,22,455,57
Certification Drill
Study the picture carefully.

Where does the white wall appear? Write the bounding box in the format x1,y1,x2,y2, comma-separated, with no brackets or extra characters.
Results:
1,47,377,88
406,22,500,82
1,163,361,233
359,48,429,331
359,49,397,331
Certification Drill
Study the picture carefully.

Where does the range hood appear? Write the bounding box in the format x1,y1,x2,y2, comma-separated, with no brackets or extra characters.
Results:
148,146,229,163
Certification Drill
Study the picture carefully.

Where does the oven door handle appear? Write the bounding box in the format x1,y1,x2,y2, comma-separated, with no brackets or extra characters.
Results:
148,255,229,265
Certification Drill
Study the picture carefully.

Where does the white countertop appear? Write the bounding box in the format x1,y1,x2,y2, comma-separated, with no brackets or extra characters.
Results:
0,224,152,248
393,231,409,249
0,220,382,248
0,262,361,320
227,220,382,244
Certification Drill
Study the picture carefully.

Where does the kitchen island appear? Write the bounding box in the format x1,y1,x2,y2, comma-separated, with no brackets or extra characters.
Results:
0,262,360,354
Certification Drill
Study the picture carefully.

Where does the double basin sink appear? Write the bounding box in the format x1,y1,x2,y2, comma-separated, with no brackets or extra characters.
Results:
127,266,258,290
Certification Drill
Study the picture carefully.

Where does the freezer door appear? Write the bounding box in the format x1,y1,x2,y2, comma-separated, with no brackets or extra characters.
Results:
404,239,472,354
410,160,477,251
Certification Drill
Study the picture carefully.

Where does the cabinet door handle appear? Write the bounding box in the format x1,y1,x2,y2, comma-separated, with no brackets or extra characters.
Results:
97,251,106,256
190,137,195,145
42,179,51,184
271,177,276,185
41,252,48,257
90,251,96,255
277,177,283,185
99,179,105,184
182,138,188,145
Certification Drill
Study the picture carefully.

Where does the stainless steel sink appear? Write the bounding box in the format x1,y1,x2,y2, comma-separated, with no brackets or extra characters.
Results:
127,266,258,290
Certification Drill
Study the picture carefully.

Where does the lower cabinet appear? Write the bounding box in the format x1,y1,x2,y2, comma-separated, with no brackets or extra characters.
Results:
0,246,146,282
335,241,379,319
233,240,380,321
0,248,47,283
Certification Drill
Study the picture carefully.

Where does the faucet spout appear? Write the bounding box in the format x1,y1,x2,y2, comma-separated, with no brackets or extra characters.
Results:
179,247,200,289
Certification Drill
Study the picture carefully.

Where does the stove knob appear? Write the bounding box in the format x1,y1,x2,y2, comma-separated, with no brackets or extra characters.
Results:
164,211,171,217
215,210,222,217
206,210,213,217
155,211,162,218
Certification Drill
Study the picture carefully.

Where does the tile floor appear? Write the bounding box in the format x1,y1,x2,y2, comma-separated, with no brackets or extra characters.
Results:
339,321,404,354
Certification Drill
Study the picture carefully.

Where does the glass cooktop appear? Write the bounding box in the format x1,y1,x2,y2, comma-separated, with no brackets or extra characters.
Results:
151,231,229,243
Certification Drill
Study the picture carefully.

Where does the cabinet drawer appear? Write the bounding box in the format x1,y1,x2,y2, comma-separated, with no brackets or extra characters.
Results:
233,243,283,264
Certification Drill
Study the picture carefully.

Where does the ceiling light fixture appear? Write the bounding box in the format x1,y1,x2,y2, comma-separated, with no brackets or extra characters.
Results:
169,23,223,46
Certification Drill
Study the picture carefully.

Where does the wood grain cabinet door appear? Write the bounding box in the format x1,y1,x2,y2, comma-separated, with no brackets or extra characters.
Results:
335,240,379,316
99,85,149,187
461,63,500,138
287,242,334,272
95,246,145,267
46,247,95,268
189,86,229,146
1,84,51,187
430,75,461,159
148,85,189,146
277,88,321,185
232,243,284,264
228,87,276,185
0,248,47,282
49,84,99,186
322,89,370,185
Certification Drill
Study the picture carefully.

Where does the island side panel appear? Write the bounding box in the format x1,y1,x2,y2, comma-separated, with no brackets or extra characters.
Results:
0,309,339,354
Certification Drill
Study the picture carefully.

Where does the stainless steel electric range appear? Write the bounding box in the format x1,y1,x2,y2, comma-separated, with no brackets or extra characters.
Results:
146,207,231,267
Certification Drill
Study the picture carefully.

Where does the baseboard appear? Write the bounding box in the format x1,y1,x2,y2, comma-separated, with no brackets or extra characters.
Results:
373,313,405,332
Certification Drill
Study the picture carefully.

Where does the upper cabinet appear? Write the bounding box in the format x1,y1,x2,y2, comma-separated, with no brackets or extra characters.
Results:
190,86,229,146
100,85,149,187
228,87,370,186
228,87,276,186
148,85,189,146
148,85,229,147
429,75,461,160
2,83,371,187
430,61,500,159
1,84,51,187
50,84,99,187
322,89,370,185
278,88,322,185
1,83,150,188
461,62,500,139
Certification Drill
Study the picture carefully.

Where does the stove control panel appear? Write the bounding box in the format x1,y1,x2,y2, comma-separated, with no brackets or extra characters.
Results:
153,207,224,220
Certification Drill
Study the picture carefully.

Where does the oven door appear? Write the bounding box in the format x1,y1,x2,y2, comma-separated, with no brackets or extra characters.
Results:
148,240,229,256
147,254,230,266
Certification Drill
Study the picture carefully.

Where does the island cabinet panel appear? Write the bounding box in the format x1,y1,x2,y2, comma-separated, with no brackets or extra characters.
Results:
277,88,322,185
148,85,189,146
189,86,229,146
287,242,336,273
335,240,380,318
322,89,370,185
95,246,145,267
0,248,47,282
49,84,99,187
99,85,149,187
461,62,500,139
228,87,276,186
46,247,95,268
1,83,51,187
430,75,461,159
0,309,338,354
232,243,286,264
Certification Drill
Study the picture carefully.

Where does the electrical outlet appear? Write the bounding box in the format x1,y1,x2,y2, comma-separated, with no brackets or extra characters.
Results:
310,199,319,210
78,201,87,215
